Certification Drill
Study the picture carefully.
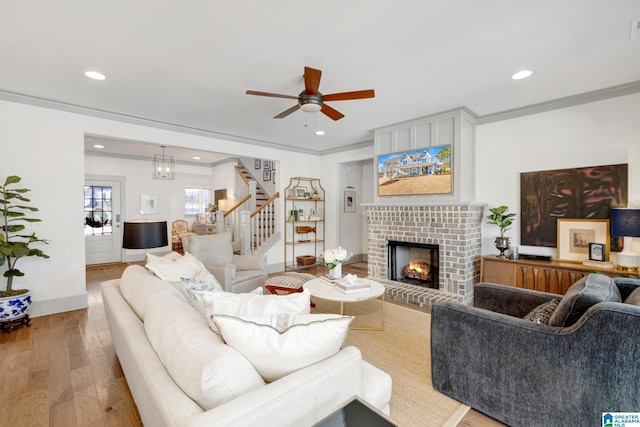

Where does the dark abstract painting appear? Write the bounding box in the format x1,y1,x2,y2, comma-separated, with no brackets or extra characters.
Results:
520,164,628,247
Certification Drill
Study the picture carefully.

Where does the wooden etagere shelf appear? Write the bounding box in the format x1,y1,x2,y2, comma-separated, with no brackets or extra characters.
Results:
284,177,325,271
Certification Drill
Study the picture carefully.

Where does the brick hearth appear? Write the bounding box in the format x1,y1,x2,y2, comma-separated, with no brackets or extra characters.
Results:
365,203,484,309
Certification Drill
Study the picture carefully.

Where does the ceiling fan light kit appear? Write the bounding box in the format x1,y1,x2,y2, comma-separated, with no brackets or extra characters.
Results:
246,66,375,122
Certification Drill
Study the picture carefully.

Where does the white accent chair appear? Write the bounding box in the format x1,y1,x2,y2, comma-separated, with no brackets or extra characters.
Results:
183,232,268,293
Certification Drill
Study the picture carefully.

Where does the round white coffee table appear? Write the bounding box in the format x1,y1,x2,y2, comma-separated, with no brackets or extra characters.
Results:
303,277,385,330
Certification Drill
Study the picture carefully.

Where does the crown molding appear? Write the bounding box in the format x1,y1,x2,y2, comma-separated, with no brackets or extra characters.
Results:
476,80,640,124
0,90,323,155
3,81,639,157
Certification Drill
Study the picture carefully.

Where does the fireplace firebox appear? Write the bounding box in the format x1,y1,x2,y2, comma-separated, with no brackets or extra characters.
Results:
387,240,439,289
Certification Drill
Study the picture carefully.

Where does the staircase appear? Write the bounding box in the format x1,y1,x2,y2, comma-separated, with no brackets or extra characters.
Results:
222,160,280,255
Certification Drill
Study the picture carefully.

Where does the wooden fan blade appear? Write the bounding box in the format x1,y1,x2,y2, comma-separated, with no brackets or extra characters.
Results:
323,89,375,101
274,104,300,119
304,67,322,95
246,90,298,100
321,104,345,121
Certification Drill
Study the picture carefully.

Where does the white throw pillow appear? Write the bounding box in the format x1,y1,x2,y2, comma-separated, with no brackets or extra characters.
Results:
146,261,201,283
146,252,222,290
144,292,265,410
145,251,183,264
194,289,311,333
211,313,353,382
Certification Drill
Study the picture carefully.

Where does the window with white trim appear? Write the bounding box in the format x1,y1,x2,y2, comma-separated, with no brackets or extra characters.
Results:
185,187,212,215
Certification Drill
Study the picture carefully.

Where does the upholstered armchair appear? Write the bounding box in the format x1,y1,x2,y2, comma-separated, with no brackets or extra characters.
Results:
182,232,268,293
431,274,640,427
171,220,195,251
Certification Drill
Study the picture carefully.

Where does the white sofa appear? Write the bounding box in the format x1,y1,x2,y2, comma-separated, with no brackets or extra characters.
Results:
101,265,392,427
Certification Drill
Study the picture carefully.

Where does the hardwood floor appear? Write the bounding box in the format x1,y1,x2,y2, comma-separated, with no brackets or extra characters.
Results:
0,263,142,426
0,262,504,427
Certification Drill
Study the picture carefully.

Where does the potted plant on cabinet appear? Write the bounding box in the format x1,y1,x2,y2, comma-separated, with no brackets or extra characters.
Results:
486,205,516,258
0,175,50,331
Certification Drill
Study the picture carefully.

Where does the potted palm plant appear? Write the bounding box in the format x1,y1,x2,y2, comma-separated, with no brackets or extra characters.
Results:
0,175,50,331
486,205,516,258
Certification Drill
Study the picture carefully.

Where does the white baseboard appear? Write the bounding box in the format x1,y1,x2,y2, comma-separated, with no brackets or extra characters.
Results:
30,293,89,318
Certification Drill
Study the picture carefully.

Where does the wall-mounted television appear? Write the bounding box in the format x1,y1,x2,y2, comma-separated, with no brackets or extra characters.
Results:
377,144,452,196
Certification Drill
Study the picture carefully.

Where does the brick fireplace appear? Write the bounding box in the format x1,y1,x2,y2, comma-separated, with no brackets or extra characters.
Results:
365,203,484,308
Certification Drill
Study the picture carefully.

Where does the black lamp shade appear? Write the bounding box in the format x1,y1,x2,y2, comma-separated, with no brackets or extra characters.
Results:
123,220,168,249
611,208,640,238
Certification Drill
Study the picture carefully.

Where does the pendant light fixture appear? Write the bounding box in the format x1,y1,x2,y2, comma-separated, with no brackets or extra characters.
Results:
152,145,175,180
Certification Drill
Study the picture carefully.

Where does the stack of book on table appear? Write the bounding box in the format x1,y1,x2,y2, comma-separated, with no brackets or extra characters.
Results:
319,275,341,284
335,279,371,294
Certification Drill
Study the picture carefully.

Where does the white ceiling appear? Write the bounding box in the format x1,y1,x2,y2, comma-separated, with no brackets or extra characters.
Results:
2,1,640,163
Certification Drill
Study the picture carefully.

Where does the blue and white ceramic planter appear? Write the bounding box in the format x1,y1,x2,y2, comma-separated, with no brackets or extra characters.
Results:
0,291,32,322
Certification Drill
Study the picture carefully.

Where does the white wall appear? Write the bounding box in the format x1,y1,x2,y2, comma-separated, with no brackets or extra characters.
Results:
85,154,214,260
1,98,320,317
338,162,364,258
0,101,88,316
320,144,375,250
211,160,239,203
476,92,640,262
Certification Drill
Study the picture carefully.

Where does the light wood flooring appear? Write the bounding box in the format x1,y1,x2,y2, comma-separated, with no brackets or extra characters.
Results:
0,262,503,426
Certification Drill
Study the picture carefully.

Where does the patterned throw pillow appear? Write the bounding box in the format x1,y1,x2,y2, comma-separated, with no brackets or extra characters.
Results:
523,299,559,324
180,277,223,316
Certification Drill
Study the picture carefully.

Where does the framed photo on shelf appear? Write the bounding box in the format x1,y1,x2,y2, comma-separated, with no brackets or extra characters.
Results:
294,186,307,199
556,218,610,263
140,194,159,215
589,243,606,262
344,190,356,213
254,159,261,169
263,170,271,181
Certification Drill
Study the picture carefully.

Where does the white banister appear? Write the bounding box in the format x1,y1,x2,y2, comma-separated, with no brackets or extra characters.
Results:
240,210,251,255
216,211,224,234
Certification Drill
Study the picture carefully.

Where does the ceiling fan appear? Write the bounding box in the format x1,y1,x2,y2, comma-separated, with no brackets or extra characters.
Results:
245,66,375,121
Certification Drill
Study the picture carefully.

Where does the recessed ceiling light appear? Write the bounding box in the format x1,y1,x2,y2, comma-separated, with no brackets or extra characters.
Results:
93,144,104,149
193,156,201,160
511,70,533,80
84,71,106,80
314,130,325,136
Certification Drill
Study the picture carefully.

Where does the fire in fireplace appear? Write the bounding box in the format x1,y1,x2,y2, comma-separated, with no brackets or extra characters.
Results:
387,240,439,289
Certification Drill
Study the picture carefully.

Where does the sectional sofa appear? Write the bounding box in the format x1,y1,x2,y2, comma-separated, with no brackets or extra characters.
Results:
101,263,392,426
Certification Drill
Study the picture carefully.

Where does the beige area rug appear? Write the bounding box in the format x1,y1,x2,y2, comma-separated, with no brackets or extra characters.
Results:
311,298,469,427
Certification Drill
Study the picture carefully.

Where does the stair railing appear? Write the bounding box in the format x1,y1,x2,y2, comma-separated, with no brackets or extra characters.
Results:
222,161,280,254
247,192,279,254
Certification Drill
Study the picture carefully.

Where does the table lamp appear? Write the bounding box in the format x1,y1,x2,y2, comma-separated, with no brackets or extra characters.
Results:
611,208,640,271
122,220,168,249
217,199,229,212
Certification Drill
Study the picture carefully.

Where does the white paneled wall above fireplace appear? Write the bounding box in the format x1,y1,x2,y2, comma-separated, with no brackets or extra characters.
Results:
373,109,476,205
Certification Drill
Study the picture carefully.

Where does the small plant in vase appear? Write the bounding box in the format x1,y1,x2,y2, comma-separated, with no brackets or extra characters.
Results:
486,205,516,258
322,246,352,279
0,175,50,331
